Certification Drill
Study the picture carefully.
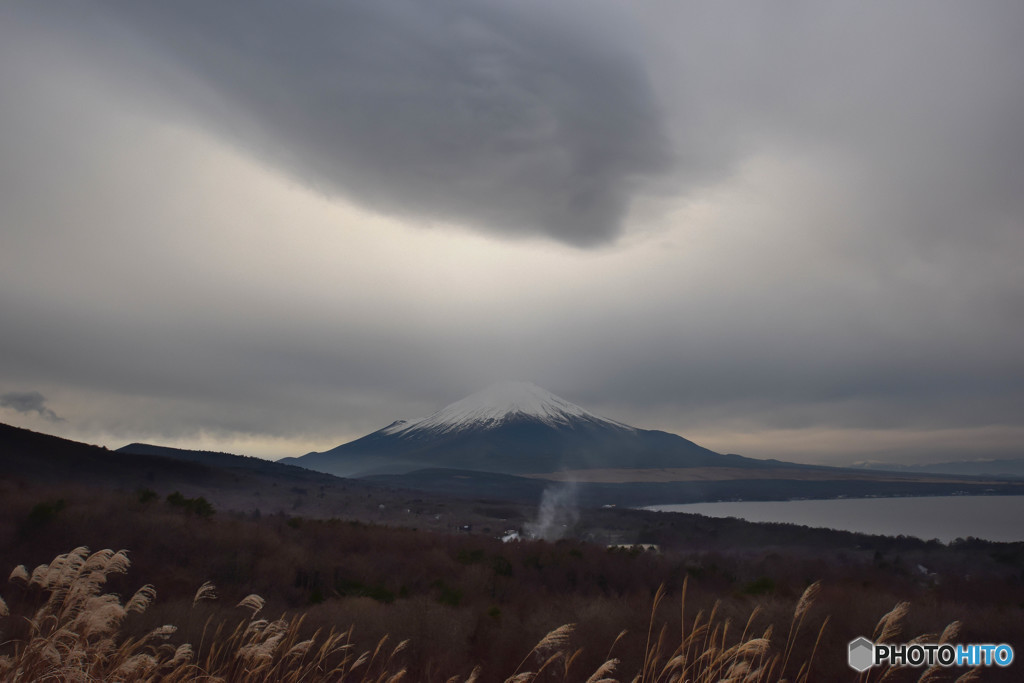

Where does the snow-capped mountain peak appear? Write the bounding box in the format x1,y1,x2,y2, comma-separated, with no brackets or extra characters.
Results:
290,381,737,477
382,381,631,436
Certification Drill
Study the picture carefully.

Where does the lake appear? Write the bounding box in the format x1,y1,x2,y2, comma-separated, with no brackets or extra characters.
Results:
646,495,1024,543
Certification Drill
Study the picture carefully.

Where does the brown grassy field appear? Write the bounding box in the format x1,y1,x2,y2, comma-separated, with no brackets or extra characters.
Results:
1,478,1021,681
0,547,977,682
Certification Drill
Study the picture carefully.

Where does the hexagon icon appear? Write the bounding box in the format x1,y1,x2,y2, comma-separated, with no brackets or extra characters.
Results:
848,637,875,672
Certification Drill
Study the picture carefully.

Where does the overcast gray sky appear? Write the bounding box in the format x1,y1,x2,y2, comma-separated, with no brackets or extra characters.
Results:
2,1,1022,465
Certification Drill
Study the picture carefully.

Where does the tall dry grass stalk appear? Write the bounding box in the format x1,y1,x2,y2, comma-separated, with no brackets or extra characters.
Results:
624,579,828,683
856,601,968,683
0,547,402,682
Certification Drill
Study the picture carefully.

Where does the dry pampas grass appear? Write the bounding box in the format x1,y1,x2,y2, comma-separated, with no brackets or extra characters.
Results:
0,547,969,682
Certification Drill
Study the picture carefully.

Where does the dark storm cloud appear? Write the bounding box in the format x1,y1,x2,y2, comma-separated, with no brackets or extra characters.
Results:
0,391,62,421
64,0,672,246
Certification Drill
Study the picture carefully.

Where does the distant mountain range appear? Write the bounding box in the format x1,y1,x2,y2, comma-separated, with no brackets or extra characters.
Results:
281,381,799,477
0,422,470,521
852,458,1024,479
3,417,1022,509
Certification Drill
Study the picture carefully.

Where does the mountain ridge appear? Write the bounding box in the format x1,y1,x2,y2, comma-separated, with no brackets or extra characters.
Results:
282,382,773,477
6,421,1021,510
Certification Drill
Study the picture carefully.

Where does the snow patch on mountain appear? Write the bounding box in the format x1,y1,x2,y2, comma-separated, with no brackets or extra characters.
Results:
382,381,633,436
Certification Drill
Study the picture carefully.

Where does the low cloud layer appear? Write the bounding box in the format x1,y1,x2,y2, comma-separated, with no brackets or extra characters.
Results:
0,391,62,422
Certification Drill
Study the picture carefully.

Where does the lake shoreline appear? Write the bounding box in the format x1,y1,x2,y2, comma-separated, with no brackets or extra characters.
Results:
644,494,1024,544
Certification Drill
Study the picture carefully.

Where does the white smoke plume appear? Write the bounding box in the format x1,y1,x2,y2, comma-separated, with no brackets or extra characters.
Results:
525,481,579,541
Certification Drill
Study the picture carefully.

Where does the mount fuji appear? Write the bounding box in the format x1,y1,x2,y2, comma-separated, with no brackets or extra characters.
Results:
281,381,769,478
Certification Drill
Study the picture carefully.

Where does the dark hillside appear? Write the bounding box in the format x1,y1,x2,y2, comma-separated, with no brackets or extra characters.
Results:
0,422,219,485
